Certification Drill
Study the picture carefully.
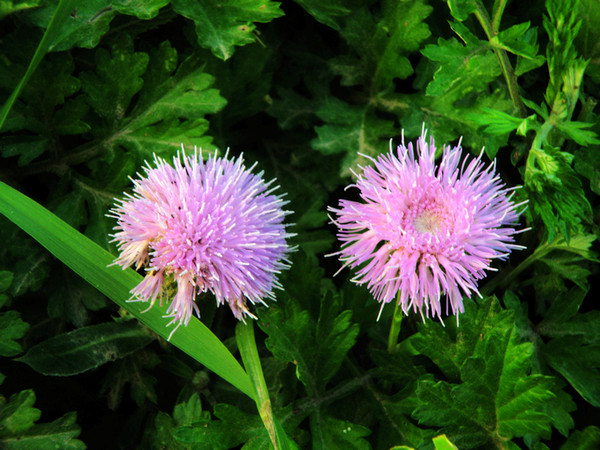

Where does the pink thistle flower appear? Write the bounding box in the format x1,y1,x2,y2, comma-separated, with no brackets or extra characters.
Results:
109,149,294,334
329,128,526,321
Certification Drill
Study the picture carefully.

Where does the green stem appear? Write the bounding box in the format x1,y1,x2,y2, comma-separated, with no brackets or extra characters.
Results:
480,237,575,295
387,291,403,354
491,0,508,33
236,321,291,450
0,0,80,130
473,0,527,117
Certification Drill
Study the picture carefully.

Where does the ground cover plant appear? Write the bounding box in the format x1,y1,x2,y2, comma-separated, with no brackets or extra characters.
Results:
0,0,599,448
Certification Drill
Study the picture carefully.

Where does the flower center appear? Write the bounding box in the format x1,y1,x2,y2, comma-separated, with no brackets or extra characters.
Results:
413,209,442,234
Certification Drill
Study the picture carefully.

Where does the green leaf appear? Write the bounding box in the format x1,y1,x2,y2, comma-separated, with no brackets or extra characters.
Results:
421,36,500,97
0,0,79,130
0,390,84,449
0,390,40,435
170,0,284,60
311,97,396,177
146,393,208,449
26,0,116,52
433,434,459,450
0,180,254,398
174,403,268,448
555,121,600,146
269,87,317,130
16,320,154,376
467,108,538,137
0,310,29,357
525,146,592,242
79,34,149,126
412,298,559,448
101,350,160,409
313,415,371,450
446,0,476,22
560,426,600,450
81,37,226,160
491,22,540,60
333,1,432,90
0,220,51,297
0,0,41,19
0,271,13,294
292,0,350,30
574,146,600,195
543,337,600,408
0,411,85,449
47,269,108,327
112,0,169,20
259,290,358,394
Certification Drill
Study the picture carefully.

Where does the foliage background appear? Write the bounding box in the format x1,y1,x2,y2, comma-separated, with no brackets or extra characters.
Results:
1,0,599,448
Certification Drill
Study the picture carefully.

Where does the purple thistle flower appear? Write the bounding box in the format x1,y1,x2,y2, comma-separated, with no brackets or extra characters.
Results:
329,128,526,321
109,149,294,333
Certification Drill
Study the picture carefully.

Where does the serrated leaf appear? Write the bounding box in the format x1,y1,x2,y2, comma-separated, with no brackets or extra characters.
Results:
16,320,154,376
0,411,85,449
170,0,284,60
560,426,600,450
525,146,592,242
26,0,116,51
112,0,169,20
79,34,148,126
446,0,476,22
333,1,432,90
101,349,159,409
47,268,107,327
311,97,396,177
313,415,371,450
0,310,29,357
174,403,267,448
81,38,226,161
0,0,41,19
491,22,540,60
574,146,600,195
467,108,538,136
269,87,316,130
412,298,559,448
0,271,13,294
0,390,40,435
555,120,600,146
422,37,500,97
543,336,600,407
293,0,350,30
259,284,358,394
147,393,208,449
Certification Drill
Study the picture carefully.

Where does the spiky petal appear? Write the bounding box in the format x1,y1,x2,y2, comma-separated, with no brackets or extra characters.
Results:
109,149,294,332
330,128,526,321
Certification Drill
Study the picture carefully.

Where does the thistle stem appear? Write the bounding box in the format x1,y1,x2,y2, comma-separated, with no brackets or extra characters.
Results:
387,291,404,354
473,0,527,117
236,321,291,449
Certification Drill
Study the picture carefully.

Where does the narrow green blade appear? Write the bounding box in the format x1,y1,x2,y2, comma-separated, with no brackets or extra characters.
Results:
0,180,254,399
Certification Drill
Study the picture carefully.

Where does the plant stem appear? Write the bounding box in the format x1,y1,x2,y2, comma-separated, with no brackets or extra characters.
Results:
236,321,290,449
473,0,527,117
387,291,403,354
481,236,576,296
491,0,508,33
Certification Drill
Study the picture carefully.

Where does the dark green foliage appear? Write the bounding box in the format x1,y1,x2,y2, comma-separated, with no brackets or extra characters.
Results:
1,0,599,448
411,299,561,448
0,388,85,449
16,321,154,376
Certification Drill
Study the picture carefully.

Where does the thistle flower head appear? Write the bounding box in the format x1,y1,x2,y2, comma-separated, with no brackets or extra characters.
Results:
109,149,294,333
330,128,526,321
